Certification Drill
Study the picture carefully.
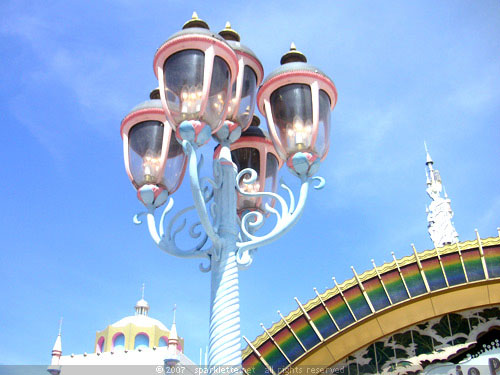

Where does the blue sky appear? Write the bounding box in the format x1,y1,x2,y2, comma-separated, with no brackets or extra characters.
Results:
1,0,499,365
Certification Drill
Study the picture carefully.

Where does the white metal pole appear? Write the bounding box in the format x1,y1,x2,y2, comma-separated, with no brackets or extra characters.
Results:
208,143,241,368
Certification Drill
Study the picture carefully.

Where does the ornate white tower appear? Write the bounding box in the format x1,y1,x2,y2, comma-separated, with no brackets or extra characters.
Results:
425,143,459,248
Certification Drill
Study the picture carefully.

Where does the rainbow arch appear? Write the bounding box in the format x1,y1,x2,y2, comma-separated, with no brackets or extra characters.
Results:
242,232,500,374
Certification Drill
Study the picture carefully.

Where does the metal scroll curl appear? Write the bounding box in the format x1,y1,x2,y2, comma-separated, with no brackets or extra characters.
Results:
235,168,325,262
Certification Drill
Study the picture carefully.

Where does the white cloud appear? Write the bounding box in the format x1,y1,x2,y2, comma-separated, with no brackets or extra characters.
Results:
323,103,411,198
478,195,500,231
1,5,130,141
447,66,500,114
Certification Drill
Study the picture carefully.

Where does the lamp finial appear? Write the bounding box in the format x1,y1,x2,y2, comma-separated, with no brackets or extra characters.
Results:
218,21,240,42
280,43,307,65
182,12,209,30
150,88,160,100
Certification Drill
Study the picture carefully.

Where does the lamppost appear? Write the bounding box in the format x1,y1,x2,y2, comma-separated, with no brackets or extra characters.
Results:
120,13,337,369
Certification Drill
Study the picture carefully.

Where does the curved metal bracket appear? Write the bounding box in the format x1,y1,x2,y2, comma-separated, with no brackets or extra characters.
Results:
182,140,221,247
235,168,325,261
133,197,211,259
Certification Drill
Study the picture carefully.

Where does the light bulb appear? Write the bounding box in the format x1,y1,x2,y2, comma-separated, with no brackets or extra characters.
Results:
287,116,312,151
143,155,161,182
240,180,260,194
180,84,203,114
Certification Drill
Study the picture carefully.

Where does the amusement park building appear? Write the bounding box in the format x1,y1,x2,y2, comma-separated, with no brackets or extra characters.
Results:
48,296,196,375
241,150,500,375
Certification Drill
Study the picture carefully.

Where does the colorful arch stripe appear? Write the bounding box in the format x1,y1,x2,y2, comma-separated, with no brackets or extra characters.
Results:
363,277,390,311
421,257,447,290
324,294,355,328
485,246,500,278
441,252,467,286
381,269,409,303
401,262,427,297
462,249,485,281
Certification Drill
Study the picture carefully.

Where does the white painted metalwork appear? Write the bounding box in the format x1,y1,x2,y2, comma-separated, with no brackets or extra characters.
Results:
133,136,325,368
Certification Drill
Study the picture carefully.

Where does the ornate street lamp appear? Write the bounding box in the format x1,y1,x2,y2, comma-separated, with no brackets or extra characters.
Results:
153,13,239,146
120,89,187,208
122,14,337,370
257,43,338,178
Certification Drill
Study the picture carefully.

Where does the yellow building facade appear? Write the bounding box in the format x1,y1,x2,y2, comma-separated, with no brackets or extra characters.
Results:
94,298,184,353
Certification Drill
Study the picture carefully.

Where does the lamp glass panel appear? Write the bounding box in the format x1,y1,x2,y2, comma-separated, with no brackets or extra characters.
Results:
129,120,164,186
262,153,279,208
203,56,231,130
236,66,257,129
232,147,261,211
164,135,186,193
227,66,257,129
227,83,237,119
163,49,205,126
314,90,331,158
270,84,313,158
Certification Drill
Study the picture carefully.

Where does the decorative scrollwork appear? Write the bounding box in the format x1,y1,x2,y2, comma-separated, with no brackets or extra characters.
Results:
198,153,221,204
182,140,220,246
134,141,325,271
133,196,211,260
199,256,212,273
133,211,148,225
236,248,256,270
312,176,326,190
235,168,325,258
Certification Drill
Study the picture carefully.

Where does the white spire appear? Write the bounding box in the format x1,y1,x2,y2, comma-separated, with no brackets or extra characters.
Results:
424,141,433,165
134,284,149,316
164,305,180,368
169,304,178,346
424,144,459,248
50,318,63,365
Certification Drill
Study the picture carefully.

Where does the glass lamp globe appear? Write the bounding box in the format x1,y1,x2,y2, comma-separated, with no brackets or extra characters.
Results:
215,22,264,143
257,44,337,177
153,13,239,146
121,89,187,206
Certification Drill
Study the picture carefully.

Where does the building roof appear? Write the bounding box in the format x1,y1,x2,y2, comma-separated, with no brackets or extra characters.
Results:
110,314,168,331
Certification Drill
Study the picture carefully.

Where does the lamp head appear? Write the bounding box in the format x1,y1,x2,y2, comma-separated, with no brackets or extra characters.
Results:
212,22,264,145
257,44,337,177
153,14,239,146
120,94,187,207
